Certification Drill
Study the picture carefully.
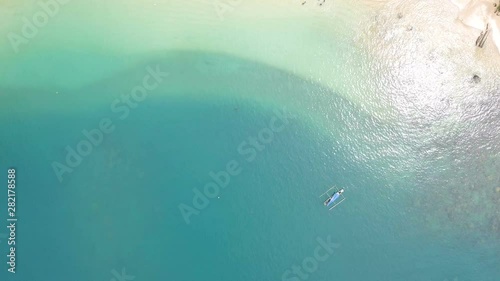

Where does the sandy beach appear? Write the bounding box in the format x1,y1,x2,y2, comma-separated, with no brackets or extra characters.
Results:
1,0,499,116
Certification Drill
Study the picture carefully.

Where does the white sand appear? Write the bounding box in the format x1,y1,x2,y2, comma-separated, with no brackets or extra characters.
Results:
451,0,500,52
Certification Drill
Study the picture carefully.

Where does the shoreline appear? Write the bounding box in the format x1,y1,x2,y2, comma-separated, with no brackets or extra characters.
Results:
1,0,499,119
451,0,500,53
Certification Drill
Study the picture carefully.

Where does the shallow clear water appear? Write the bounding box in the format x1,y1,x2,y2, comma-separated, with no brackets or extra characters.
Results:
1,51,499,281
1,0,500,280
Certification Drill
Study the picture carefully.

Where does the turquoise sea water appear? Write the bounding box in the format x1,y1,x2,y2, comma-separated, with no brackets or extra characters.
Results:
1,49,500,281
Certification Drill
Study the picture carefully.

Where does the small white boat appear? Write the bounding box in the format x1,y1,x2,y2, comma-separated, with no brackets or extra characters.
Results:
319,186,346,210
